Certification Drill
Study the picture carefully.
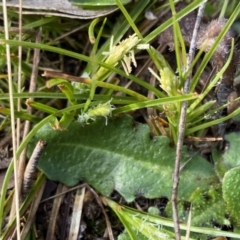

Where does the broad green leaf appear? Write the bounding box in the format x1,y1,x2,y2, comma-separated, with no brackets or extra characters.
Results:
222,132,240,168
223,166,240,224
30,115,218,202
190,187,227,226
165,186,227,231
213,133,240,180
214,133,240,226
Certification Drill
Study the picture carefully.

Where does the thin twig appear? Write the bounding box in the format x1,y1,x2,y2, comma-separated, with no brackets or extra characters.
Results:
46,184,69,239
88,186,114,240
172,2,206,240
40,183,88,203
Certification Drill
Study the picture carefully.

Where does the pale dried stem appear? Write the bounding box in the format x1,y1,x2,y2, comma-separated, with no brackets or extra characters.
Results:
9,31,42,222
46,184,69,239
17,0,23,149
2,0,21,238
20,178,46,239
88,186,114,240
68,187,86,240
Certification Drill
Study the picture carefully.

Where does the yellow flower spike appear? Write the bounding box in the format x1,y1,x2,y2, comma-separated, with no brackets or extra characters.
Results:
88,99,115,120
78,99,115,125
96,34,142,78
149,66,180,97
159,67,180,96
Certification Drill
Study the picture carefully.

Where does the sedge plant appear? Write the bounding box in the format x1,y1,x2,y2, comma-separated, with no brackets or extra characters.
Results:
0,0,240,239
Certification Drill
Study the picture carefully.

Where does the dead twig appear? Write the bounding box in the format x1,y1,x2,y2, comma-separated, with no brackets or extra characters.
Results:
46,184,69,240
172,2,206,240
88,186,114,240
20,178,46,239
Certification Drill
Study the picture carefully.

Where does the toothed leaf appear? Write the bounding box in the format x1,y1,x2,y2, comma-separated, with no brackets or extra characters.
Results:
223,166,240,224
223,132,240,168
29,115,218,202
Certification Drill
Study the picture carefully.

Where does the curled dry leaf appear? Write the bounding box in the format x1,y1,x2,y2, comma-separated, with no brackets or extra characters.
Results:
0,0,117,19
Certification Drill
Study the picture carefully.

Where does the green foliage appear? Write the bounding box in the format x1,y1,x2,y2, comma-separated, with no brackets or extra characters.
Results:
104,197,240,239
148,207,160,216
1,0,240,239
165,186,227,231
190,187,227,226
218,133,240,225
105,197,176,240
223,166,240,224
222,133,240,168
29,115,218,204
211,132,240,229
